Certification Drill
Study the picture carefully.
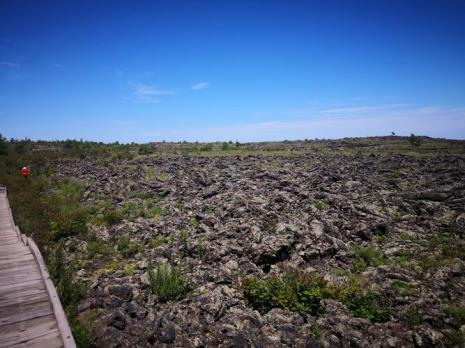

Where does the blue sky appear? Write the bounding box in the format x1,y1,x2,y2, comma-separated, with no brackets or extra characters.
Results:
1,0,465,142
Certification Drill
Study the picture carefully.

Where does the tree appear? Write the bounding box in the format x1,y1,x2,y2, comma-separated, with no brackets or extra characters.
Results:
0,133,8,155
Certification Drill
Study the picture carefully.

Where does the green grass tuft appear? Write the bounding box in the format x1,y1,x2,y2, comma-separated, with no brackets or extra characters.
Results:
148,262,190,303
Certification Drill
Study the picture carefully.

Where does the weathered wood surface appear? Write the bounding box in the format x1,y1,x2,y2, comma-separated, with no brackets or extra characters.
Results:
0,187,76,348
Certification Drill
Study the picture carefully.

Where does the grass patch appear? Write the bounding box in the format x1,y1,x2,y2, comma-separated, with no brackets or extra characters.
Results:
352,245,385,273
404,309,424,326
122,263,136,277
48,179,89,239
147,262,190,302
70,309,100,348
48,242,95,346
243,270,329,316
180,228,189,257
391,280,415,297
146,237,168,249
445,306,465,326
86,238,111,258
314,200,328,210
332,274,392,323
117,235,143,258
243,270,392,322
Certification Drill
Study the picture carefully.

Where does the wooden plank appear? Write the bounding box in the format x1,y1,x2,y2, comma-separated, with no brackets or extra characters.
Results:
0,264,39,278
0,287,47,303
0,314,56,337
0,249,32,258
15,329,63,348
0,279,45,297
0,316,58,347
0,300,53,326
0,291,49,308
0,257,36,270
0,244,29,251
0,273,43,287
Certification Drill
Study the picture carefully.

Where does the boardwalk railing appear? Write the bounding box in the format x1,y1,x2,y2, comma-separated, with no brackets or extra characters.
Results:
0,184,76,348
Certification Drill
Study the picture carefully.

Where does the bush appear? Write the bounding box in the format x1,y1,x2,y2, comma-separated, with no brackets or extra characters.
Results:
333,274,392,323
243,270,329,315
352,245,385,273
0,133,8,155
148,262,189,302
409,133,421,147
314,200,328,210
117,235,143,257
243,270,392,322
103,209,124,225
48,241,86,318
86,239,111,258
48,180,89,239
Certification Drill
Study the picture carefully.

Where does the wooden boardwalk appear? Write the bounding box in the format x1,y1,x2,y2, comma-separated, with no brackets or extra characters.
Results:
0,186,75,347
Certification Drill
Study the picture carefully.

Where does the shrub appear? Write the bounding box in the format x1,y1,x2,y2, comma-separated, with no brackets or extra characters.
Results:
352,245,385,273
180,229,189,257
314,200,328,210
69,310,99,348
242,270,329,315
196,236,205,258
333,274,392,323
122,263,136,277
48,241,86,318
0,133,8,155
391,280,415,297
86,239,111,258
409,133,421,147
117,235,143,257
48,180,89,239
148,262,189,302
445,306,465,326
243,270,392,322
103,209,124,225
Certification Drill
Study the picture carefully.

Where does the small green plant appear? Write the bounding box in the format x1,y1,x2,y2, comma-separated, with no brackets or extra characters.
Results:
314,200,328,210
391,280,415,297
242,270,330,315
333,274,392,323
146,237,168,249
70,309,100,348
147,261,190,302
190,217,199,229
103,209,124,225
117,235,143,258
86,239,111,258
48,180,89,239
243,270,392,323
180,228,189,257
404,309,424,326
310,324,323,340
409,133,421,147
445,306,465,326
100,259,120,275
196,236,205,259
352,245,385,273
122,263,136,277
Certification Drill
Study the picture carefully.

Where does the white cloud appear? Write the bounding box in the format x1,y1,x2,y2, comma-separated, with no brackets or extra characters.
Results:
138,105,465,142
0,61,20,68
191,82,209,90
131,82,175,104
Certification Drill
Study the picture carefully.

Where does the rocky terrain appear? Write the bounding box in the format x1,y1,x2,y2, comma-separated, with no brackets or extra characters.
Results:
53,138,465,347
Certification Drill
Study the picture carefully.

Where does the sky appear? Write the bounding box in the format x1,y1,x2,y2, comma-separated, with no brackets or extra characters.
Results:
1,0,465,142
